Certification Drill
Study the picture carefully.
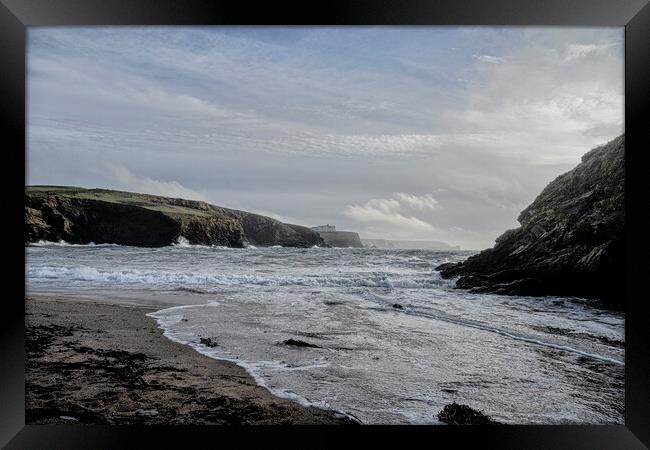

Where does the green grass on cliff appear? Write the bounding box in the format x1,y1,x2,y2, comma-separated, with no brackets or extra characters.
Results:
26,186,216,219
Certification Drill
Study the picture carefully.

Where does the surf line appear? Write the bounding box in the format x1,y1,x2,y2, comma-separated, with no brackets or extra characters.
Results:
390,304,624,367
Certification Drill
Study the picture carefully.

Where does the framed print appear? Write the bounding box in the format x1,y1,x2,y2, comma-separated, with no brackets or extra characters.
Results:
2,0,649,448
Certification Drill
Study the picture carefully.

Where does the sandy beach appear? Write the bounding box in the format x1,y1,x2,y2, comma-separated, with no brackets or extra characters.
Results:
25,296,357,425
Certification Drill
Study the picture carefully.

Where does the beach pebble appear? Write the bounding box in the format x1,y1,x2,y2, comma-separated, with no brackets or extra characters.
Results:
135,409,159,417
199,337,218,347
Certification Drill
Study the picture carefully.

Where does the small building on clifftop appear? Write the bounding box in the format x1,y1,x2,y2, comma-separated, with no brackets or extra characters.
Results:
310,224,363,248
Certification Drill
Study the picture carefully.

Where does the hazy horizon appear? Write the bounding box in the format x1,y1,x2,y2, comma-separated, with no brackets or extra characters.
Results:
27,27,623,250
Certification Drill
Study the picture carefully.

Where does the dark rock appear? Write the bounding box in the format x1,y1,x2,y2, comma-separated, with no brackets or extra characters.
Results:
437,402,499,425
391,303,404,309
25,186,325,248
199,337,218,348
25,195,182,247
283,339,322,349
437,135,625,305
323,300,344,306
316,231,364,248
230,211,323,248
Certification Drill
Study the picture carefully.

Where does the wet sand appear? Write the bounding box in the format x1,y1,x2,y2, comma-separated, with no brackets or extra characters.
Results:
25,296,357,425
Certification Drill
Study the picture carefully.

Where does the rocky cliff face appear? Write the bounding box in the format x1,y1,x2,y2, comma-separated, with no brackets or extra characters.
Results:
228,211,323,247
25,187,323,248
437,135,625,304
317,231,364,248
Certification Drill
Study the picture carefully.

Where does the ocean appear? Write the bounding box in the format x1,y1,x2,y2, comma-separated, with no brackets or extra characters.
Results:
25,241,625,424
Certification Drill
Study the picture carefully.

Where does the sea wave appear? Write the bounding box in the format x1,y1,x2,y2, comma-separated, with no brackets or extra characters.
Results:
29,240,121,247
404,306,624,366
172,236,233,249
27,265,454,289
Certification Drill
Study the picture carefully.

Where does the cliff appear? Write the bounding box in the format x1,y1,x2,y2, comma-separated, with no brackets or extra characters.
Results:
25,186,324,248
437,135,625,304
317,231,363,248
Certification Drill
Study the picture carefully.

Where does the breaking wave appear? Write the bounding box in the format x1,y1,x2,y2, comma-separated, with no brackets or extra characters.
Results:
29,240,121,247
172,236,233,249
27,265,454,289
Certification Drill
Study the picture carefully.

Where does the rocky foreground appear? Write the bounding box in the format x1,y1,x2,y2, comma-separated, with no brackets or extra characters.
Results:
437,135,625,305
25,186,323,248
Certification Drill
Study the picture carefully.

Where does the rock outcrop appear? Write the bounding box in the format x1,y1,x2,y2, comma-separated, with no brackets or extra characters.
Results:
25,186,324,248
437,402,499,425
437,135,625,305
316,231,363,248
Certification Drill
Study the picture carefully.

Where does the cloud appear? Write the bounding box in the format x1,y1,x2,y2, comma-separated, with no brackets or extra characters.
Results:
291,133,443,157
101,163,208,201
563,43,616,62
454,29,623,165
474,54,506,64
393,193,439,210
344,193,437,232
250,209,299,224
26,27,624,250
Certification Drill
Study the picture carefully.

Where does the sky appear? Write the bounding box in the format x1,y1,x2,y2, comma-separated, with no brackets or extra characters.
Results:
27,27,623,250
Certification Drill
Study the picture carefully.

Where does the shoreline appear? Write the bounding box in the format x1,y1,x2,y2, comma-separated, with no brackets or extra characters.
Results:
146,305,363,422
25,295,358,425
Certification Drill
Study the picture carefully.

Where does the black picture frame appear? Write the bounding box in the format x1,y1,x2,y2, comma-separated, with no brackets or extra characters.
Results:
2,0,649,448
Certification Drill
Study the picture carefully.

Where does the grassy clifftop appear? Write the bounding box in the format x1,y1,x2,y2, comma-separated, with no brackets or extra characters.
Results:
27,186,220,218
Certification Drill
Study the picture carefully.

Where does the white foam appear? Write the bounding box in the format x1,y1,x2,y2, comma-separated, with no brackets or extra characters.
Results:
29,240,120,247
172,236,192,247
27,265,455,290
172,236,217,249
147,306,360,423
